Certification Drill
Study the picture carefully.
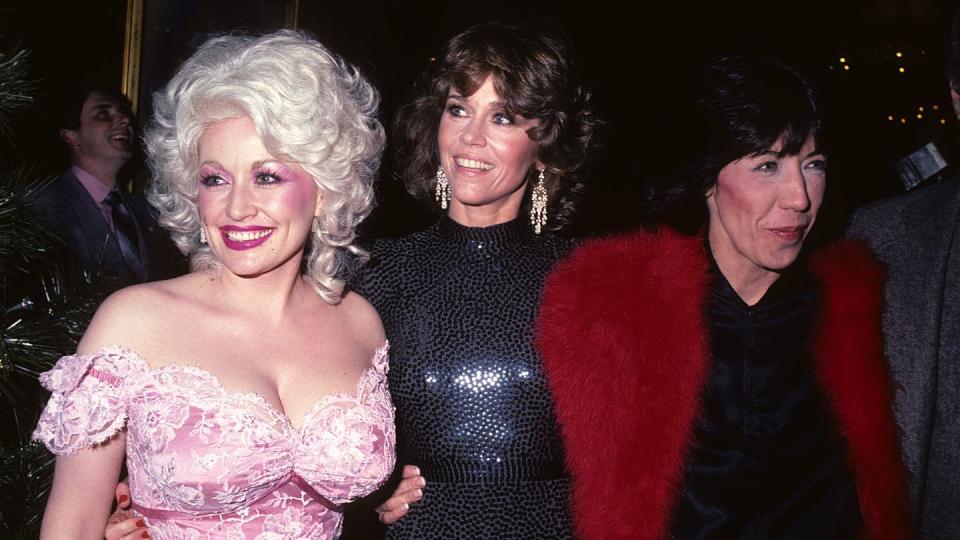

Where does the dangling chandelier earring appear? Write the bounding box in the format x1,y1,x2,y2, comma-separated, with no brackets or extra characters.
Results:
530,169,548,234
199,225,207,244
436,165,451,210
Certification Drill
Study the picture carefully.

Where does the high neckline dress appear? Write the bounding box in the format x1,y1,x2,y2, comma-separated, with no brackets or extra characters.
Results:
353,216,574,539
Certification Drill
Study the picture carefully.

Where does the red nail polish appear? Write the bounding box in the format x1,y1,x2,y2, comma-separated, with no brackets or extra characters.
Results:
135,518,145,527
118,494,129,504
141,532,150,539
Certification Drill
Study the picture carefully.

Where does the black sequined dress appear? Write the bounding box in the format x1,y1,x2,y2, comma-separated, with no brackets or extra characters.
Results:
354,216,574,539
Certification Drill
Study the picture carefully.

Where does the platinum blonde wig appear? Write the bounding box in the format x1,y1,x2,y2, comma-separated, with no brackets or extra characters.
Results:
145,30,384,303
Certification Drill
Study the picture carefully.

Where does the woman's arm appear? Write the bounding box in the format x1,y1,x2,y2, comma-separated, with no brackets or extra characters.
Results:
40,286,154,539
40,433,126,540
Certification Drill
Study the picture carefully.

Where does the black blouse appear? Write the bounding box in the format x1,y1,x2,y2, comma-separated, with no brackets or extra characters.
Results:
668,258,862,539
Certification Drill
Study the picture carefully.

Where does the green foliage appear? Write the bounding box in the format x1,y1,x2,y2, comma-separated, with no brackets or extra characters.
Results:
0,439,54,537
0,49,35,143
0,167,57,279
0,43,107,536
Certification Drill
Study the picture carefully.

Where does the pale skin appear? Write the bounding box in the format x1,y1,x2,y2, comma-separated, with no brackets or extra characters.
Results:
40,116,386,539
706,134,827,305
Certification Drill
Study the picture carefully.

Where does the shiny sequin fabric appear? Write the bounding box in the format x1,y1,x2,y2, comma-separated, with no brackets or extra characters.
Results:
354,216,574,539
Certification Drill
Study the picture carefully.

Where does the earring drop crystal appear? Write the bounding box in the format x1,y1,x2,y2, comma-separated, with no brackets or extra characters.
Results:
436,165,451,210
530,169,548,234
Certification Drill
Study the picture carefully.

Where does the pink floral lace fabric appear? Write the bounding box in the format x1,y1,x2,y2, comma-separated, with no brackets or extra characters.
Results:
33,344,395,539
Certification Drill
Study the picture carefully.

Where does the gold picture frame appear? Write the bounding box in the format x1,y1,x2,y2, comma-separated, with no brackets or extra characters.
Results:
121,0,300,115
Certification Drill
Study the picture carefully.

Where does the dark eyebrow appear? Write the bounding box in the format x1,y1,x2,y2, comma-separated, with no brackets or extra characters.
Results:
751,147,826,160
89,102,130,116
445,93,506,109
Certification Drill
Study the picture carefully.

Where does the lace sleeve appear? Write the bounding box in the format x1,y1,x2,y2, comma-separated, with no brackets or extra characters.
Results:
32,347,144,455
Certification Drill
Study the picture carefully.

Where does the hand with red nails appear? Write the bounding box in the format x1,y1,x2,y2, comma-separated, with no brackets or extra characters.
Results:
375,464,426,524
104,481,148,540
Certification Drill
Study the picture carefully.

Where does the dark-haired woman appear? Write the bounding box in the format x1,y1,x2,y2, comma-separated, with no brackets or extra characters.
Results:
537,56,911,539
355,20,601,539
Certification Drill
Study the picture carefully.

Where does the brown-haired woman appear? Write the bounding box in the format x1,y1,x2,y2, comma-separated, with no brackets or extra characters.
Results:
355,19,602,539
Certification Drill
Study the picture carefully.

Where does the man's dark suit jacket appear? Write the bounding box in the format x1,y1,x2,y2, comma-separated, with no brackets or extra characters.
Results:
32,168,183,285
849,177,960,540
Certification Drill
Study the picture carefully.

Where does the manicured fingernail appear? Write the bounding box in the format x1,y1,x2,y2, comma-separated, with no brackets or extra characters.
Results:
141,532,150,539
413,489,423,499
118,494,129,504
417,477,426,487
135,519,145,527
412,466,420,475
402,502,409,510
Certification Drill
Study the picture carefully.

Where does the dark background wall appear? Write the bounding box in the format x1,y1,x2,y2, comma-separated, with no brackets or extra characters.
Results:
2,0,957,238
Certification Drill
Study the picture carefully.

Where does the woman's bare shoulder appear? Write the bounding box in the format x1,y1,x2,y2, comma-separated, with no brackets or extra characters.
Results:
77,273,210,355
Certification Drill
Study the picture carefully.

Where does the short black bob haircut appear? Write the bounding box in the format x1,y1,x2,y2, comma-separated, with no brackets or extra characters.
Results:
644,55,824,233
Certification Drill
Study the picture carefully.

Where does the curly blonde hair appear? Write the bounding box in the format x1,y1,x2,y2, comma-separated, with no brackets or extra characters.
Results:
145,30,384,304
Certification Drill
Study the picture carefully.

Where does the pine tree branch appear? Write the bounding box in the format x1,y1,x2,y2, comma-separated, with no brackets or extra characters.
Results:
0,39,116,538
0,437,54,536
0,167,59,289
0,49,36,142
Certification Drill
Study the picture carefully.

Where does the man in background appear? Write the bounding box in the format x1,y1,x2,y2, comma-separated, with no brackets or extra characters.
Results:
847,12,960,539
33,86,182,284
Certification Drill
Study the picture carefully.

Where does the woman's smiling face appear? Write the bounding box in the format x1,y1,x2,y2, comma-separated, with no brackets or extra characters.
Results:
196,116,321,278
437,76,540,227
707,134,826,290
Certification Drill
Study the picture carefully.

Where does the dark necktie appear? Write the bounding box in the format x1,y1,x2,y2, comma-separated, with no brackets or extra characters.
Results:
104,190,146,281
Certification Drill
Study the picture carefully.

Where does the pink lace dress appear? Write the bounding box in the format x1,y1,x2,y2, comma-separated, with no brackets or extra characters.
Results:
33,344,395,539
